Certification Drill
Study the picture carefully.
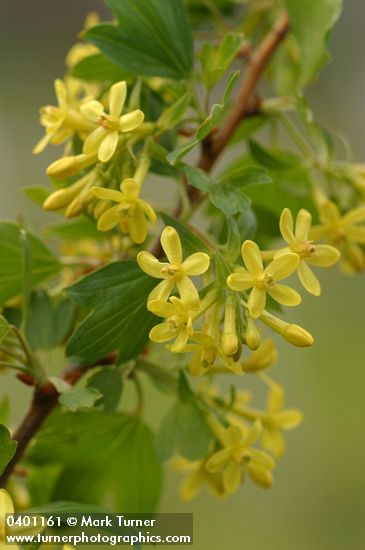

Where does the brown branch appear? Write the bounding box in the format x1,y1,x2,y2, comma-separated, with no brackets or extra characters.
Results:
151,12,289,258
0,353,116,488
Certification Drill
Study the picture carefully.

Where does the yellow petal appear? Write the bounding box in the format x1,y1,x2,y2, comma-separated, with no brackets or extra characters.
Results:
343,205,365,223
319,201,340,224
306,244,340,266
148,299,176,317
248,287,266,319
205,449,230,473
182,252,210,276
249,448,275,470
244,420,262,447
0,489,14,515
129,206,148,244
179,471,204,501
33,132,52,154
120,178,139,200
176,277,200,310
92,186,123,202
346,225,365,244
161,226,182,264
149,322,176,343
279,208,295,244
224,425,243,448
297,261,321,296
109,81,127,119
80,99,104,122
275,409,303,430
54,79,68,109
241,240,263,276
295,209,312,241
248,464,273,488
137,251,166,278
223,461,242,494
119,110,145,132
170,327,190,352
83,126,108,155
267,284,301,306
98,130,119,162
227,271,253,291
262,428,285,458
148,280,174,302
267,383,284,413
267,253,299,280
97,204,120,231
137,199,157,223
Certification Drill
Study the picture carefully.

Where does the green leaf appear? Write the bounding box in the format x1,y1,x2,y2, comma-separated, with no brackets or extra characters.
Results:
183,164,252,217
0,399,10,425
156,399,212,461
45,216,103,241
59,388,102,412
200,33,243,90
0,315,10,344
157,92,192,131
160,213,213,255
87,368,123,413
85,0,193,79
66,261,157,364
225,218,242,263
209,183,251,217
0,424,17,476
219,160,273,188
0,222,60,305
249,140,302,170
285,0,343,87
25,291,76,350
166,138,200,165
22,186,50,206
29,411,162,513
71,53,128,82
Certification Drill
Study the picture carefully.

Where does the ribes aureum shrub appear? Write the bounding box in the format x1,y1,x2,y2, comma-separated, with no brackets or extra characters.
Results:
1,0,364,527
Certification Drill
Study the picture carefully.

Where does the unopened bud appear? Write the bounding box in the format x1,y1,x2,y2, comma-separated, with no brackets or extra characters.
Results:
47,153,96,179
245,317,261,350
260,311,314,347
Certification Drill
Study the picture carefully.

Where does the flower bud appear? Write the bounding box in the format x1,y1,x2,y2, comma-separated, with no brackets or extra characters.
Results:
47,153,96,179
221,295,239,357
245,317,261,350
260,311,314,347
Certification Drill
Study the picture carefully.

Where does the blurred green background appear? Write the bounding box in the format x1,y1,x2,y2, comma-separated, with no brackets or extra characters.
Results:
0,1,364,549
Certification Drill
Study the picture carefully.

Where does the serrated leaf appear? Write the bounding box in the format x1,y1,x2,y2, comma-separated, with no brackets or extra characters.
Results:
66,261,157,364
0,424,17,476
87,368,123,413
285,0,343,87
71,53,128,82
156,400,212,461
25,291,76,350
59,388,102,412
29,411,162,513
210,183,251,216
85,0,193,80
0,222,60,305
160,213,213,255
200,33,243,90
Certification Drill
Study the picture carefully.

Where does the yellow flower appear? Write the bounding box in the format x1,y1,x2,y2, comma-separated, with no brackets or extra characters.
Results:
148,297,194,352
43,169,97,216
181,332,243,376
310,201,365,273
173,457,225,501
34,79,93,154
260,384,303,458
311,200,365,246
137,226,210,310
81,81,144,162
205,421,275,494
227,240,301,319
0,490,43,550
92,178,157,243
277,208,340,296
